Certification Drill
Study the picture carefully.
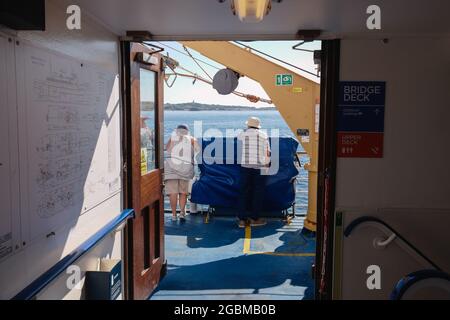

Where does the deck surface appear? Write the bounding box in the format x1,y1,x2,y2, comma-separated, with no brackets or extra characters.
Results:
150,213,315,300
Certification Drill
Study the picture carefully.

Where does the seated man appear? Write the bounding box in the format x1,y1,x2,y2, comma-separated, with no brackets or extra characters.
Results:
237,116,271,228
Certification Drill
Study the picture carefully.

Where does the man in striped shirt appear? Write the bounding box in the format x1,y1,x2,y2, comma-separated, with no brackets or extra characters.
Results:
237,117,271,228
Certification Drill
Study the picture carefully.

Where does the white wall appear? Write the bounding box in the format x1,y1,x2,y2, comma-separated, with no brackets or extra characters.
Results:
336,37,450,299
0,0,123,299
337,37,450,209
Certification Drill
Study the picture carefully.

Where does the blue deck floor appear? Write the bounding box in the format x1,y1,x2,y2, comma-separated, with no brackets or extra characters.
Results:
150,213,316,300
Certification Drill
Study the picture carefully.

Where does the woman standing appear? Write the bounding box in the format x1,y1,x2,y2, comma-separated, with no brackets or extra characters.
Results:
164,124,199,221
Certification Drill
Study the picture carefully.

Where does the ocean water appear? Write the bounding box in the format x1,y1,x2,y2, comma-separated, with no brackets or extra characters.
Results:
162,110,308,214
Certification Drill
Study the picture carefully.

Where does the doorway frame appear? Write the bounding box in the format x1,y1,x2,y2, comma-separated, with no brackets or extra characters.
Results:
315,39,340,300
119,36,340,300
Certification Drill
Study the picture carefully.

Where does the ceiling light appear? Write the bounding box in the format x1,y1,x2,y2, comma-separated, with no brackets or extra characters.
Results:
231,0,272,23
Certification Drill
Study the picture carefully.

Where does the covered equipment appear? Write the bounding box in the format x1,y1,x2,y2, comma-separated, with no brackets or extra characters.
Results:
191,137,299,216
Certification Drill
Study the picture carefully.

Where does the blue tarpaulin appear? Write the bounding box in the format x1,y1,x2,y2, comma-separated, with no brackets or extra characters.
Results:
191,137,299,212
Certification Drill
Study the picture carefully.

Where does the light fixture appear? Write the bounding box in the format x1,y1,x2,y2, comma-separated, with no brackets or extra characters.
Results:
231,0,272,23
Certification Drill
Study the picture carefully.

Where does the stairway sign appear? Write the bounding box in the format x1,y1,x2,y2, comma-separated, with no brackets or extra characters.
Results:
337,81,386,158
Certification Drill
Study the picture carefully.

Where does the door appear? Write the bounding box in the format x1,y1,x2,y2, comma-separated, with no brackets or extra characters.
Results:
123,42,165,300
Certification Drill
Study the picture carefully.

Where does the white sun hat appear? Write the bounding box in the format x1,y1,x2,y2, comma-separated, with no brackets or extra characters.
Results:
245,116,261,129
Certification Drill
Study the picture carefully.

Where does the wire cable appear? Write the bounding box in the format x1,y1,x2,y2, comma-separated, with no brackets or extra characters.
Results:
154,41,221,71
233,41,319,78
164,69,272,104
183,45,213,81
159,45,273,104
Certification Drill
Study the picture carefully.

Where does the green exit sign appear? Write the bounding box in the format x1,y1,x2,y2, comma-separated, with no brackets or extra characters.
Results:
276,74,293,86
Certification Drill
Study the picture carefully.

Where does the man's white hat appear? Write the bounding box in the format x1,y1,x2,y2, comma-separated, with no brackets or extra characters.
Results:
245,116,261,129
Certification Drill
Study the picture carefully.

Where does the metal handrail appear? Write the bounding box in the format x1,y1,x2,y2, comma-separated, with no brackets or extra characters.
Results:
344,216,442,271
11,209,135,300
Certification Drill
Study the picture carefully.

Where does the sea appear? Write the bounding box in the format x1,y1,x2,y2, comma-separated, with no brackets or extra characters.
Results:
162,110,309,215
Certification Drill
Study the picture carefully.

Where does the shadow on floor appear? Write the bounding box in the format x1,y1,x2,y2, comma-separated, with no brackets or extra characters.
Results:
152,214,316,300
164,214,282,249
152,253,314,300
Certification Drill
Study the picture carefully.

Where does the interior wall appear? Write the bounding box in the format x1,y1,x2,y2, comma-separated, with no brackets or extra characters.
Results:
0,0,123,299
336,37,450,299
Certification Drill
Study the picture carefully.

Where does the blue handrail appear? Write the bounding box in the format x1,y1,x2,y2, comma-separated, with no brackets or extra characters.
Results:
11,209,135,300
344,216,442,271
390,269,450,300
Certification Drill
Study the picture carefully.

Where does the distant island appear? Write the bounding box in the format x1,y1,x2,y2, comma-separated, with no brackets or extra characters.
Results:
164,102,275,111
140,101,276,111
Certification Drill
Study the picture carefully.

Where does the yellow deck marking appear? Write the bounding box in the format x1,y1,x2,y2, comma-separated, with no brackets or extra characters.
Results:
242,225,315,257
247,251,315,257
243,225,252,253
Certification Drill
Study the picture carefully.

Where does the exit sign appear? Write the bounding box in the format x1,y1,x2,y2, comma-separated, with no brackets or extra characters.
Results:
276,74,293,86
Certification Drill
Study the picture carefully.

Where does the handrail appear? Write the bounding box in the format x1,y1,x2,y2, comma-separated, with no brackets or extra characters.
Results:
344,216,442,271
11,209,135,300
390,269,450,300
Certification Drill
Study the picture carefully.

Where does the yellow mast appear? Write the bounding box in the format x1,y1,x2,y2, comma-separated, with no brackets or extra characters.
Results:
181,41,320,232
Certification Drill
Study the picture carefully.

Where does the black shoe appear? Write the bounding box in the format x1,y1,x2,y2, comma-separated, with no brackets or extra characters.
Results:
237,219,247,228
250,218,267,227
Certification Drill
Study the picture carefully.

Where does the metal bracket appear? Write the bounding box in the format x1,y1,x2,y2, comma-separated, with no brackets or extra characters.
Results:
142,42,164,54
135,52,159,65
296,29,322,41
293,29,322,52
293,41,315,52
124,30,153,42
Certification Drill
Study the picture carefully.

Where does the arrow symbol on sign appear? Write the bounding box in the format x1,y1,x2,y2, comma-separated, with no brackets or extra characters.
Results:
374,108,380,115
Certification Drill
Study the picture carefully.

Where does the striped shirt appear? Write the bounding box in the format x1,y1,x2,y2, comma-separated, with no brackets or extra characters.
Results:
238,128,271,169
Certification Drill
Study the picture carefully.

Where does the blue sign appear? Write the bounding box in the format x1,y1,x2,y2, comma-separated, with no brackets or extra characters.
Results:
338,81,386,132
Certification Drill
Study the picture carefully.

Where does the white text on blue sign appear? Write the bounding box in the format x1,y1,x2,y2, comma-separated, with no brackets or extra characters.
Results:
343,84,383,103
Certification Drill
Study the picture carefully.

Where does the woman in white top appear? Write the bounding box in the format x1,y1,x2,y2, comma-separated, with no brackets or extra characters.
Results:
164,124,199,221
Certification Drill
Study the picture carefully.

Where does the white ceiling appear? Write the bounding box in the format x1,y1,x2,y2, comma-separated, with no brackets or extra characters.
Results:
66,0,450,39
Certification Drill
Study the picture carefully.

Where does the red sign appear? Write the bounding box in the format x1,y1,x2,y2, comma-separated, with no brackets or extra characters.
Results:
337,132,383,158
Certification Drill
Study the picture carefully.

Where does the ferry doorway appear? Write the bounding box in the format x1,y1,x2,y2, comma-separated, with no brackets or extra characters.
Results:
158,40,320,300
121,38,339,300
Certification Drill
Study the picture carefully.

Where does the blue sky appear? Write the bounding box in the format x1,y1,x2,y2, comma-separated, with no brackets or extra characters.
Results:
144,41,321,108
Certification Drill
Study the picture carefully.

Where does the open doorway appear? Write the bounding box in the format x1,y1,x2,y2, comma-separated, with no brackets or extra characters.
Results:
135,40,323,300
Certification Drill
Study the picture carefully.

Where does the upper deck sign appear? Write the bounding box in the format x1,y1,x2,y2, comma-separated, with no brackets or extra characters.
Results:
337,81,386,158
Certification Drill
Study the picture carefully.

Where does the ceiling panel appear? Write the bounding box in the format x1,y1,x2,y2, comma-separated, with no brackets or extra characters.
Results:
62,0,450,39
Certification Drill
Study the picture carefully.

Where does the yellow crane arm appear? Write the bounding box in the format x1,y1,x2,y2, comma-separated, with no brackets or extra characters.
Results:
180,41,320,156
181,41,320,231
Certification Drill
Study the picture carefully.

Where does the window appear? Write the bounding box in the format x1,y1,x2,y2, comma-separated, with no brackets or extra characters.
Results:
140,68,157,175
